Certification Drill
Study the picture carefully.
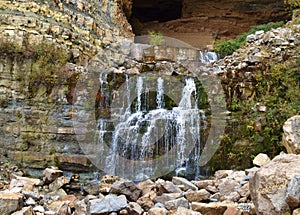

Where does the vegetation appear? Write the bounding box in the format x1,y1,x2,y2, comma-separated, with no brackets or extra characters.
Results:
285,0,300,8
214,21,285,58
148,31,165,46
208,57,300,171
0,38,68,96
129,17,143,35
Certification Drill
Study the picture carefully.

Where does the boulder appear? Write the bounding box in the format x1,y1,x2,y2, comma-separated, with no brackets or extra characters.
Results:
172,177,198,191
0,193,23,214
9,176,41,192
157,179,182,194
286,175,300,208
125,202,144,215
282,115,300,154
89,194,127,214
191,202,236,215
148,207,167,215
250,154,300,214
174,206,202,215
253,153,270,167
11,206,33,215
153,193,183,204
185,189,211,202
110,179,142,201
293,208,300,215
43,167,63,184
164,197,189,210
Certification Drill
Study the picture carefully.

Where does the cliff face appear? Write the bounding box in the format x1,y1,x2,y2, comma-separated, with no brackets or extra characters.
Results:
0,0,134,171
137,0,289,48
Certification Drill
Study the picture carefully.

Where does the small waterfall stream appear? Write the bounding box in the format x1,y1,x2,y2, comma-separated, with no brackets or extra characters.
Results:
96,73,209,181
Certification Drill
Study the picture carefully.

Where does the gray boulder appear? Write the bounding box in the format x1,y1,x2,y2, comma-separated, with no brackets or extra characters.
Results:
282,115,300,154
110,179,142,201
250,154,300,214
89,194,127,214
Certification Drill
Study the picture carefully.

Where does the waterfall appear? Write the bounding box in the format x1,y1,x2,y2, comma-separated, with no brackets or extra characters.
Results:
96,74,208,180
199,50,218,64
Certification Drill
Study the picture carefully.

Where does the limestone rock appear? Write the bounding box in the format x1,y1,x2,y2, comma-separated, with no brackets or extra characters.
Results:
195,180,214,189
253,153,271,167
110,179,142,202
153,193,183,204
158,179,182,194
172,177,198,191
293,208,300,215
286,175,300,208
185,189,211,202
11,206,33,215
137,196,154,211
9,176,41,192
0,193,23,214
48,176,69,191
43,167,63,184
125,202,144,215
148,207,167,215
250,154,300,214
218,179,241,196
89,194,127,214
174,206,202,215
191,202,234,215
282,115,300,154
164,197,189,210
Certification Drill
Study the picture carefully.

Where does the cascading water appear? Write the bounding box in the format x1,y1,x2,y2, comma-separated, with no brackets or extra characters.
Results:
96,73,209,181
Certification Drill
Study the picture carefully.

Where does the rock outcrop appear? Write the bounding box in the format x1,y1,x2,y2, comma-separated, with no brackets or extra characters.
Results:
282,115,300,154
249,153,300,214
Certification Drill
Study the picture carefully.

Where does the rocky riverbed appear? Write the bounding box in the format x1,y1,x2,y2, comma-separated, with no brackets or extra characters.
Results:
1,151,300,215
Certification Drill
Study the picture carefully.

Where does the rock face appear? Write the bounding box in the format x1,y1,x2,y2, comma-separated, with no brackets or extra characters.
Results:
249,154,300,214
282,115,300,154
139,0,289,48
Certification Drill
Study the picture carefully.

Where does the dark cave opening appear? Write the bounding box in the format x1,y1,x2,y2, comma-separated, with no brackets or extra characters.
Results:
131,0,183,24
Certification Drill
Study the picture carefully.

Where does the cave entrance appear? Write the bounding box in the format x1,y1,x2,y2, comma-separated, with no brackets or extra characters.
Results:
131,0,183,33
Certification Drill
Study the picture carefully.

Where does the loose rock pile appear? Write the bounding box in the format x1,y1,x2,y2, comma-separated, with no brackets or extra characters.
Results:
1,153,300,214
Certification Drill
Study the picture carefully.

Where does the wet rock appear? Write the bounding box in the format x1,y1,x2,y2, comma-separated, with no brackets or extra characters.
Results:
110,179,142,201
89,194,127,214
25,197,36,206
282,115,300,154
172,177,198,191
286,175,300,208
0,193,23,214
185,189,211,202
250,154,300,214
253,153,270,167
43,167,63,184
83,180,100,195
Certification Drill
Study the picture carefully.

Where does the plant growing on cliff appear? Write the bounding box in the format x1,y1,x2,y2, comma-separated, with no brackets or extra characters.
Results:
214,21,285,57
0,38,68,96
285,0,300,8
148,31,165,46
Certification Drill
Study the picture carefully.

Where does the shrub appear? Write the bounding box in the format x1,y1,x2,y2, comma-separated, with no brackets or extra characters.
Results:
214,21,285,58
148,31,165,46
285,0,300,8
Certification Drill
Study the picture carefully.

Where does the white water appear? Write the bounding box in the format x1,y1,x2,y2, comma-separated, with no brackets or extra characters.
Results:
97,76,207,180
199,51,218,64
